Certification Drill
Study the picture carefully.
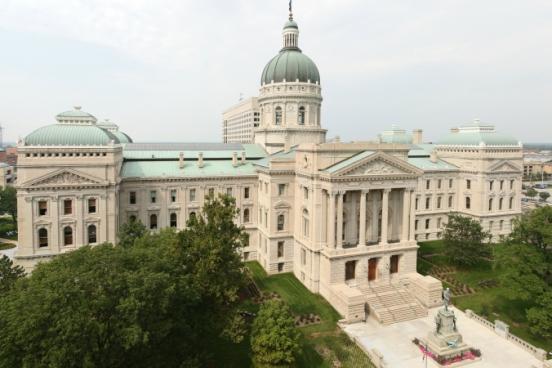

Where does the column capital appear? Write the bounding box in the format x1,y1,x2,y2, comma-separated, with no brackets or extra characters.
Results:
383,188,391,194
338,190,346,196
361,189,370,195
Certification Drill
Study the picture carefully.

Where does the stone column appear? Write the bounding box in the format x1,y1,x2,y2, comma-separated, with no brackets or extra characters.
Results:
336,191,344,249
328,191,336,248
409,190,416,241
401,189,410,242
359,190,368,246
381,189,390,245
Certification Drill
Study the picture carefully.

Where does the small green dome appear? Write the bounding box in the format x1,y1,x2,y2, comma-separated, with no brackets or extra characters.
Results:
284,19,298,29
25,124,120,146
261,49,320,85
438,121,519,147
111,130,133,144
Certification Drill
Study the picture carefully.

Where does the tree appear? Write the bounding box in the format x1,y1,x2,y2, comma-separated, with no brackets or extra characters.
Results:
442,214,492,266
251,299,300,367
0,194,248,367
0,186,17,222
539,191,550,202
117,219,147,248
526,188,538,199
496,206,552,338
0,255,25,294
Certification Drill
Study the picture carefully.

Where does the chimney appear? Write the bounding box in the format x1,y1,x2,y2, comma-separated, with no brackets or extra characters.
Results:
412,129,423,144
430,151,438,163
179,152,184,169
241,151,246,164
232,152,238,167
198,152,204,168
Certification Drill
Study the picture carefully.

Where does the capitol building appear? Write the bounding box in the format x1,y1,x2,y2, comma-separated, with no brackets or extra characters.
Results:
14,10,523,324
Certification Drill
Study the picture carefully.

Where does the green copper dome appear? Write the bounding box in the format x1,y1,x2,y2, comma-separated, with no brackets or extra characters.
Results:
284,19,298,29
111,130,133,144
261,49,320,85
438,121,519,147
25,124,120,146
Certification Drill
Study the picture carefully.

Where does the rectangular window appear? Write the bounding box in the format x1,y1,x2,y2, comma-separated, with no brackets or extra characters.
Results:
88,198,97,214
278,263,284,272
301,249,306,265
437,217,442,228
226,187,233,197
189,188,196,202
304,187,309,200
244,187,250,199
277,214,285,231
150,190,157,204
63,199,72,215
345,261,356,281
415,220,418,230
448,196,453,208
425,197,431,210
129,191,137,204
437,197,442,209
510,180,514,190
208,188,215,197
425,219,430,229
415,198,419,210
278,184,286,196
466,197,471,209
500,180,504,190
277,241,284,258
38,200,48,216
390,255,399,274
170,189,177,202
426,180,431,190
509,197,513,209
489,181,494,191
449,179,453,188
437,179,442,189
466,180,471,190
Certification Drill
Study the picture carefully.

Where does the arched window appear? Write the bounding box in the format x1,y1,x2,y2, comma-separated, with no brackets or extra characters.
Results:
170,213,177,228
509,197,513,209
150,214,158,230
88,225,97,244
38,228,48,248
499,197,503,210
274,106,282,125
63,226,73,246
298,106,306,125
302,209,309,238
129,215,137,222
277,214,285,231
243,208,250,223
345,261,356,281
488,198,493,211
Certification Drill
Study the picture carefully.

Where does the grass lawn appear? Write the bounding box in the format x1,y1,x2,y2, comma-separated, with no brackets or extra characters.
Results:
418,240,552,352
211,262,373,367
0,242,15,250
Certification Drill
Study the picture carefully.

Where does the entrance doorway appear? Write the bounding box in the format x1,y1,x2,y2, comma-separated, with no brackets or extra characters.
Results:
368,258,378,281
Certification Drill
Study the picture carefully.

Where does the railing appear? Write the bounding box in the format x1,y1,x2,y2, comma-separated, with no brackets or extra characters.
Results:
465,309,547,361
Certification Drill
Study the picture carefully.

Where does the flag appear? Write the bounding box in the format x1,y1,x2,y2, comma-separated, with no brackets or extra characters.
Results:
289,0,292,13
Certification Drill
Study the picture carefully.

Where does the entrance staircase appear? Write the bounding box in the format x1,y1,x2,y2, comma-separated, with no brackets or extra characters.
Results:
359,283,427,325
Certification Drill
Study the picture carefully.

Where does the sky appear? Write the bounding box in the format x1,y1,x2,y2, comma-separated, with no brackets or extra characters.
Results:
1,0,551,144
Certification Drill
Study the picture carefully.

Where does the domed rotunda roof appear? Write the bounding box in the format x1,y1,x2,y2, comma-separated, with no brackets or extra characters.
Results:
260,14,320,85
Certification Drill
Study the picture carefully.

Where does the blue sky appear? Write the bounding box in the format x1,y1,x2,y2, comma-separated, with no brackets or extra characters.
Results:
1,0,551,144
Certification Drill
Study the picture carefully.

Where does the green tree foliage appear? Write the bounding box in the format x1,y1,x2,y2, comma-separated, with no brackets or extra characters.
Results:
0,195,247,368
251,299,300,367
0,255,25,294
539,191,551,202
442,214,491,266
117,218,147,248
526,188,538,198
0,186,17,222
497,206,552,338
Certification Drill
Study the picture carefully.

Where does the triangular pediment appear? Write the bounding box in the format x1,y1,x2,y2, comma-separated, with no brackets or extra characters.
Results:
22,169,107,189
330,152,422,177
488,160,522,173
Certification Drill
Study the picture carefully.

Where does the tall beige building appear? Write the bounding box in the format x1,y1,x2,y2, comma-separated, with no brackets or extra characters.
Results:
15,8,523,325
222,97,260,143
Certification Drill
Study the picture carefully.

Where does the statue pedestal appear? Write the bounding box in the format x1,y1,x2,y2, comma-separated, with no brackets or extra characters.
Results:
418,308,480,367
427,309,468,356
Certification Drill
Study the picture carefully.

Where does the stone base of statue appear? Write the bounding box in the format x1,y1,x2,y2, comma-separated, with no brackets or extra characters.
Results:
417,308,481,367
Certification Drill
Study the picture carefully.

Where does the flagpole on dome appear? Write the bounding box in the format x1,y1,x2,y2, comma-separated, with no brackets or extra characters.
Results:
289,0,293,20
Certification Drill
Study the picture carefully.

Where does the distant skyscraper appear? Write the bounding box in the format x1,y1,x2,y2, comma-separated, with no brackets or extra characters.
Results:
222,97,260,143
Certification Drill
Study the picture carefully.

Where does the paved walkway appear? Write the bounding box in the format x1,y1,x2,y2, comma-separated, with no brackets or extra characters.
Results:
343,307,543,368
